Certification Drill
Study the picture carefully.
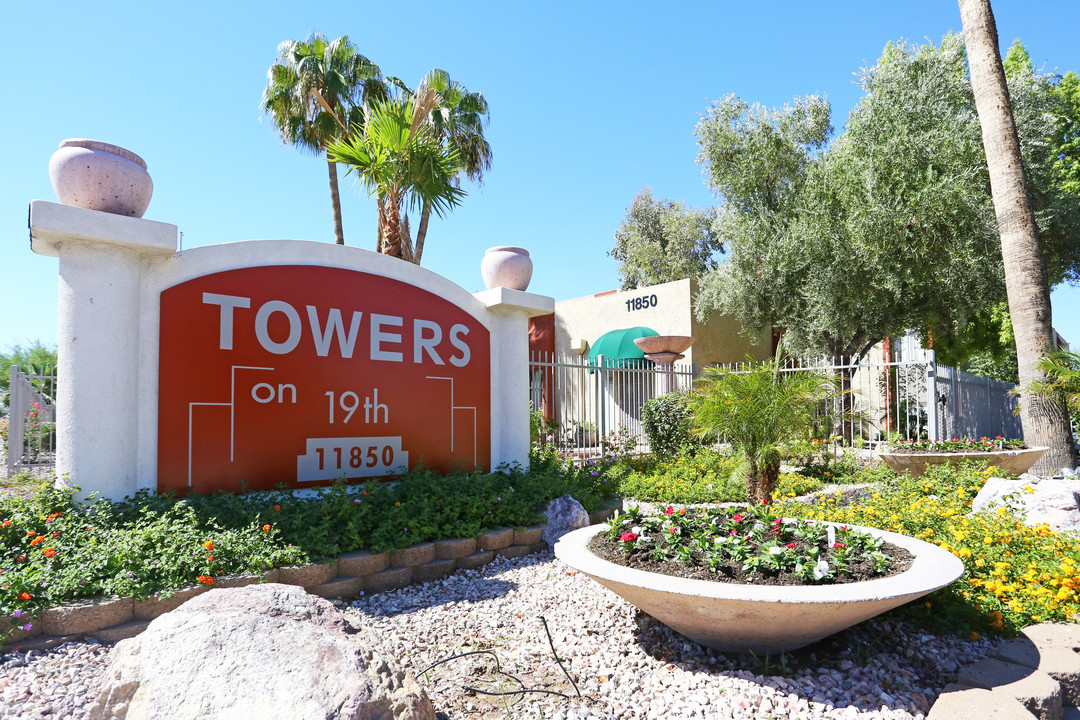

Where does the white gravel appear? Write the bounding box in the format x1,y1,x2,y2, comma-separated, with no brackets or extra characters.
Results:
0,550,1002,720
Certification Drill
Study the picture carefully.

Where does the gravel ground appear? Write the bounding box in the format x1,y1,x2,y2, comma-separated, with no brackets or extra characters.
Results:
0,549,1002,720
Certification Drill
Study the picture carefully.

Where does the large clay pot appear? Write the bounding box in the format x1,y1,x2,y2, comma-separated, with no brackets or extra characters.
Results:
480,246,533,291
48,139,153,217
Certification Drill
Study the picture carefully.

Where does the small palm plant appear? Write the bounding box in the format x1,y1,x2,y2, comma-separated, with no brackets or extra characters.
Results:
685,357,842,503
1026,349,1080,443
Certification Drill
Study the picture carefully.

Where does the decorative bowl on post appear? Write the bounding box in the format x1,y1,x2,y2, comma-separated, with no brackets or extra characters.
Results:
48,139,154,218
480,246,533,291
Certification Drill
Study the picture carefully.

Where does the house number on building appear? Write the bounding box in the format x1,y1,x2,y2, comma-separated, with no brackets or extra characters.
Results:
625,294,658,312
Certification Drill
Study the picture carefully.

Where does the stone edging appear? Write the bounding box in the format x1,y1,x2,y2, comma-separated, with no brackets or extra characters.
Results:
927,621,1080,719
1,503,622,652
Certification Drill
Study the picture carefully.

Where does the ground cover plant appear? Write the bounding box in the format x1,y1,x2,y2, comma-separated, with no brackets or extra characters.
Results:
616,446,824,504
0,447,620,644
888,436,1027,453
594,501,910,586
775,461,1080,637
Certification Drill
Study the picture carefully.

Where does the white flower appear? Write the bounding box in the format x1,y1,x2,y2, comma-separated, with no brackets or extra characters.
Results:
827,526,836,548
714,536,727,545
813,560,830,580
767,546,785,555
631,526,642,535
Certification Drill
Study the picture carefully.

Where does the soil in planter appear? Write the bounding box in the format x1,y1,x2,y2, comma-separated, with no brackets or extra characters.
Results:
587,534,914,587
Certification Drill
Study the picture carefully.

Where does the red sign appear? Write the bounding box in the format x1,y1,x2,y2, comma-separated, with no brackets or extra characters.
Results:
157,265,490,495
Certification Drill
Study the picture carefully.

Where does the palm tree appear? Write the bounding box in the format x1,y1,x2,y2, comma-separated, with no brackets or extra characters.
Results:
957,0,1079,471
327,87,466,259
262,33,385,245
409,69,492,263
684,358,842,504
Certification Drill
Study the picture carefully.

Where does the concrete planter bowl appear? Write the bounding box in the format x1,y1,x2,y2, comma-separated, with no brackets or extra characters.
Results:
878,446,1049,478
554,523,964,654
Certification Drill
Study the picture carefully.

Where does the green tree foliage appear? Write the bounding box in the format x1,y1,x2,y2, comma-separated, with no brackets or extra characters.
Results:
694,35,1080,361
0,341,57,411
609,189,721,290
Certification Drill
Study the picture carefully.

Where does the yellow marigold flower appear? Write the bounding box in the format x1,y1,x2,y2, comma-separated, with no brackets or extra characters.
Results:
958,548,972,558
995,507,1007,517
983,536,994,544
1024,485,1035,494
969,632,979,641
975,559,986,568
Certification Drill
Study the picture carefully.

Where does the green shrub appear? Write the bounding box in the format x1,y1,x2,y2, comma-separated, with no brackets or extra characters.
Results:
618,448,744,503
640,393,693,457
1,455,624,638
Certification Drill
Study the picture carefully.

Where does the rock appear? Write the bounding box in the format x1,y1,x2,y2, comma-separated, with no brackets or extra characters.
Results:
972,477,1080,532
542,494,590,547
88,583,435,720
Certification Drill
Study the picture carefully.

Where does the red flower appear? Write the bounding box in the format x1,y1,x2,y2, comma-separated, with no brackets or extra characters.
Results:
732,514,743,523
18,592,30,601
620,532,638,542
273,505,281,511
832,542,846,549
262,524,271,532
43,548,57,559
785,542,798,549
664,506,674,515
15,555,26,563
729,528,737,536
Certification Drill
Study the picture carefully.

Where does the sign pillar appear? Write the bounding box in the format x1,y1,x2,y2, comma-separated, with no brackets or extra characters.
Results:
475,287,555,468
29,201,178,499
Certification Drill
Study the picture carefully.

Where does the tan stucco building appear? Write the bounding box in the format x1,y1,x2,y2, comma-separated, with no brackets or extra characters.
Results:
535,278,773,367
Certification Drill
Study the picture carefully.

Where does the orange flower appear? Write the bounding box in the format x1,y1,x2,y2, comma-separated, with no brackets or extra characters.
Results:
51,532,59,539
29,536,44,546
26,531,37,537
43,548,57,559
273,505,281,511
204,541,214,551
18,592,30,601
262,524,271,532
197,575,214,585
395,502,401,507
207,554,215,562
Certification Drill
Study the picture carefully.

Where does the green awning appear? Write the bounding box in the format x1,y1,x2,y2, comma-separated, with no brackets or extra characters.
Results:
588,327,659,368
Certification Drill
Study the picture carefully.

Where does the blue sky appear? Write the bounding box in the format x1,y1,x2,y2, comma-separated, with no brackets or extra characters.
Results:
2,0,1077,352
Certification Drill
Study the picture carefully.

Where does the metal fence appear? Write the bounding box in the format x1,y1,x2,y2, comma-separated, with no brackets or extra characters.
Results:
528,349,1021,458
529,352,695,461
5,365,57,477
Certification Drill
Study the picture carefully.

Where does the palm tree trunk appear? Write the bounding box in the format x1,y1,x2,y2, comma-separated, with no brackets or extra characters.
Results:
413,202,432,265
376,195,386,253
959,0,1079,472
382,199,404,259
327,159,345,245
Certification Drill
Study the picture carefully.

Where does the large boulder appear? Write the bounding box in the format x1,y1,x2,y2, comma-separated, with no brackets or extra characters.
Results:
89,583,435,720
542,494,590,547
972,476,1080,533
